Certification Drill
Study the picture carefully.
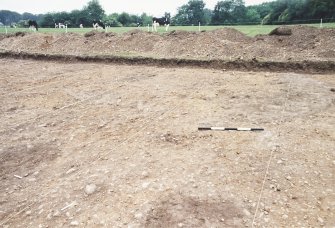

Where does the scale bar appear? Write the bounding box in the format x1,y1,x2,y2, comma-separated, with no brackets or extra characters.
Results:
198,127,264,131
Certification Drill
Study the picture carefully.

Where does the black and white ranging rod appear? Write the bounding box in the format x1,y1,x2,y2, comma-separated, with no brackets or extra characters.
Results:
198,127,264,131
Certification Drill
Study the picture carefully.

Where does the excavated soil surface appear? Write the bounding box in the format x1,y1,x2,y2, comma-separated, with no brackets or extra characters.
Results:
1,25,335,227
0,59,334,227
0,25,335,64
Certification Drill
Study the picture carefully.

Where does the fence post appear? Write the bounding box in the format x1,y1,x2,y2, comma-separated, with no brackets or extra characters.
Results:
198,22,201,32
320,18,323,28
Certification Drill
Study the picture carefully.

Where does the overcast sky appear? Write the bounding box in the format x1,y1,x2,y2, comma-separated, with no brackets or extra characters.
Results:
1,0,273,17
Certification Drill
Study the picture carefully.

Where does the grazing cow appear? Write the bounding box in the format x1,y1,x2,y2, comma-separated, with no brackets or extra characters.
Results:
28,20,38,31
93,20,105,29
152,16,170,32
59,23,66,28
55,23,66,28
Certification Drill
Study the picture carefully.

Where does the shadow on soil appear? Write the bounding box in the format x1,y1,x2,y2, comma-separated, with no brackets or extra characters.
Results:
143,193,244,227
0,51,334,74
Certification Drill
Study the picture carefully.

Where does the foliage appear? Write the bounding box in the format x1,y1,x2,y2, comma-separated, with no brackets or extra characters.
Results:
260,0,335,24
82,0,105,22
245,8,261,23
209,0,335,25
212,0,247,25
103,13,122,27
140,13,152,26
102,12,144,27
0,0,334,27
0,10,21,25
16,20,27,27
173,0,207,25
203,9,213,25
40,1,105,28
173,5,189,25
308,0,335,19
21,12,38,21
117,12,132,26
40,13,54,27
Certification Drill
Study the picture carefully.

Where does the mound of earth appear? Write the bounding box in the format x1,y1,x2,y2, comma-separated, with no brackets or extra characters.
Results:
256,25,335,57
0,31,27,41
210,28,252,42
0,26,334,61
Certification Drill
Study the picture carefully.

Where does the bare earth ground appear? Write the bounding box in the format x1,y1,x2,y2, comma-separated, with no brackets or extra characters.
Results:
0,25,335,62
0,59,334,227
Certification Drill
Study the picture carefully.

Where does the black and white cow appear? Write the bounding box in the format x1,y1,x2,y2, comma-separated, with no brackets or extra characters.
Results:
93,20,105,29
28,20,38,31
152,16,170,32
55,22,66,28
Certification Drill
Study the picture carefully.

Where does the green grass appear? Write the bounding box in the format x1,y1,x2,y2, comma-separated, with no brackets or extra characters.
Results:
1,23,334,37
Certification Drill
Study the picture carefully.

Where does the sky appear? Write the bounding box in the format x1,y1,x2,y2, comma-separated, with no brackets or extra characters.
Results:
1,0,273,17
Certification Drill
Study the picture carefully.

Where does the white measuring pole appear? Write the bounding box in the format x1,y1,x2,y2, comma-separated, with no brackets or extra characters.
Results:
65,24,68,33
320,18,323,28
198,22,201,32
147,24,150,32
5,26,7,34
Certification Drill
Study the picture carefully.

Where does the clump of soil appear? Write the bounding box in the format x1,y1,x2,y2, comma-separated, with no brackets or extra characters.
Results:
269,27,292,36
84,30,100,37
84,30,117,39
124,29,148,36
167,30,197,37
105,31,117,37
14,31,26,37
0,31,27,41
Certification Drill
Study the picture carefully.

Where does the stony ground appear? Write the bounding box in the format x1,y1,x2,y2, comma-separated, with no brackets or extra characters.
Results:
0,25,334,63
0,59,334,227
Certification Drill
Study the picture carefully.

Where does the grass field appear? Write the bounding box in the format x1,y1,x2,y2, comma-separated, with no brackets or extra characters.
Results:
0,23,334,37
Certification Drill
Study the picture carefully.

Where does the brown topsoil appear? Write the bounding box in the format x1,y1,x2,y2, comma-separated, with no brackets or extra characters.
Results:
0,25,335,73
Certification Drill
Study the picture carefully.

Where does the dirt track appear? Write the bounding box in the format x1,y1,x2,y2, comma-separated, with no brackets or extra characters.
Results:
0,58,334,227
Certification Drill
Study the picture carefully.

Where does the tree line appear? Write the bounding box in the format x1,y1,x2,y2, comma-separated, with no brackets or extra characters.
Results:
175,0,335,25
0,0,334,28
